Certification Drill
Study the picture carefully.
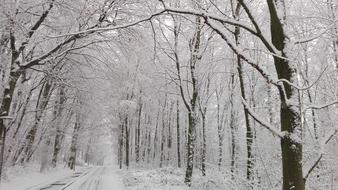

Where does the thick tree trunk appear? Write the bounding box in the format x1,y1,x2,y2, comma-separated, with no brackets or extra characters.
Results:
0,71,21,180
267,1,305,189
21,80,52,163
184,111,197,186
51,86,66,168
40,137,51,172
68,113,80,170
183,16,201,186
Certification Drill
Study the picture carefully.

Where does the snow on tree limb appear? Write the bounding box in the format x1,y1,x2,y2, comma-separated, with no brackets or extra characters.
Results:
304,129,338,181
48,10,167,38
277,66,327,91
305,100,338,110
241,97,285,138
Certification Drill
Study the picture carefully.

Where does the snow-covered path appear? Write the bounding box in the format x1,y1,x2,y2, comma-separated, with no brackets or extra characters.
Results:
21,166,125,190
63,166,125,190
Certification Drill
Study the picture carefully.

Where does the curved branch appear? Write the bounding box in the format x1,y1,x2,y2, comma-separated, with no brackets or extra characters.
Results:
241,97,285,138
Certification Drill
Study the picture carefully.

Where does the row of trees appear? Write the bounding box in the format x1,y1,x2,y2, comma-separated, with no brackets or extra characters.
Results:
0,0,143,181
0,0,338,190
113,0,338,190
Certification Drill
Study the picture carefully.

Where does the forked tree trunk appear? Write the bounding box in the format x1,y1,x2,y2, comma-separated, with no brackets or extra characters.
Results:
233,2,254,181
183,16,201,186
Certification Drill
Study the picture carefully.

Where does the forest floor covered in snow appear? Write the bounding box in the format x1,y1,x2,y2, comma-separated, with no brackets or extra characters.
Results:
0,165,126,190
1,163,293,190
0,164,77,189
0,165,257,190
121,167,251,190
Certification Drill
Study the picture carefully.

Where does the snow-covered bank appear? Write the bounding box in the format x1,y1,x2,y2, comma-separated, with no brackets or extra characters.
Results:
0,164,76,190
121,167,251,190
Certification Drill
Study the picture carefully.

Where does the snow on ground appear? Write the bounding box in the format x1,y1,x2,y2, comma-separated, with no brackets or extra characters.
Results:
0,165,258,190
0,164,76,190
64,166,125,190
0,165,125,190
120,167,240,190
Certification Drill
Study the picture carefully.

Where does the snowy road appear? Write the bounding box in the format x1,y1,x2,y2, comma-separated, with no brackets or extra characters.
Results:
27,166,125,190
63,166,125,190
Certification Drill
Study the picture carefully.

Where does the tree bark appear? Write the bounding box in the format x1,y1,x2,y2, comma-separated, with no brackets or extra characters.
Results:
51,85,66,168
20,80,53,163
68,113,80,170
183,16,201,186
176,100,181,168
135,102,142,163
267,1,305,189
233,2,254,181
124,116,129,168
229,63,237,177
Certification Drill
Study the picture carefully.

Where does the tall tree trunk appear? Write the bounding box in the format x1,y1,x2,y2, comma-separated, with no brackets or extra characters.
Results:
216,89,224,169
0,71,21,181
51,85,66,168
147,128,151,164
68,113,80,170
167,101,173,166
21,80,53,163
124,116,129,168
40,137,51,172
229,63,237,177
201,113,206,176
233,2,254,181
267,1,304,189
160,112,165,168
153,112,159,161
200,77,210,176
176,100,181,168
327,0,338,67
183,16,201,186
118,114,124,169
135,103,142,163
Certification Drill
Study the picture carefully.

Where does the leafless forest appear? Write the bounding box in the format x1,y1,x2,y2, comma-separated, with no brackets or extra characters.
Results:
0,0,338,190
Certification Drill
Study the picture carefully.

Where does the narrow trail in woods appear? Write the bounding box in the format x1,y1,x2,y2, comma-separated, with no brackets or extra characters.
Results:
25,166,125,190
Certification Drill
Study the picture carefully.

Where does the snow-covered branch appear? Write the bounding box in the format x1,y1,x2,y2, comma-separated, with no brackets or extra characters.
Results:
241,97,285,138
48,10,167,38
305,100,338,110
162,7,279,54
294,23,335,44
204,18,277,85
277,66,326,91
304,129,338,181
